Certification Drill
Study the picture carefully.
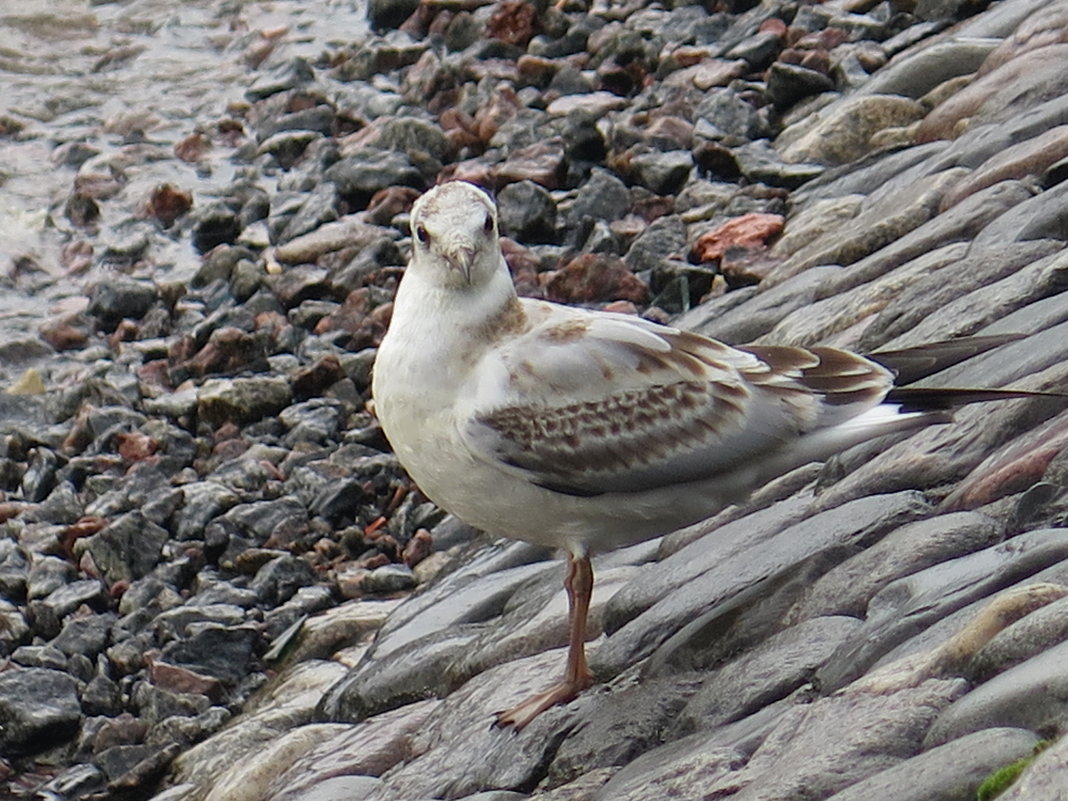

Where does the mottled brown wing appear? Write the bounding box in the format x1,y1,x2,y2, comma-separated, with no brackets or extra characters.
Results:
473,378,758,495
460,312,894,496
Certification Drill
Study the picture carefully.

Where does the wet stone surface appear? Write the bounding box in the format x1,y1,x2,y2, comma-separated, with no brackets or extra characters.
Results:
2,0,1068,799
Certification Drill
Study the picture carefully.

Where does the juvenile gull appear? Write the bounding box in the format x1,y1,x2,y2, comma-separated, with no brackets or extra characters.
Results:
372,180,1034,729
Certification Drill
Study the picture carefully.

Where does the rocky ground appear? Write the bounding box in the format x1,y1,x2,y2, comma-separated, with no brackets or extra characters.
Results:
2,0,1068,798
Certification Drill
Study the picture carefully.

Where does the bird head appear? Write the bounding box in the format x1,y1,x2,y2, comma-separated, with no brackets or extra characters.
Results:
409,181,504,290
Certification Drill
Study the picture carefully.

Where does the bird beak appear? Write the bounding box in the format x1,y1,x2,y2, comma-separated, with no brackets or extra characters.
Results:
444,245,477,284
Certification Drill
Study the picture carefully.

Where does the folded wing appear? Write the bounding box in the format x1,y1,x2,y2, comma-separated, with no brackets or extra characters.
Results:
459,308,895,496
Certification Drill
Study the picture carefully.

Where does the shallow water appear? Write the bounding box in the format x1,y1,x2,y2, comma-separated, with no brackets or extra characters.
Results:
0,0,368,374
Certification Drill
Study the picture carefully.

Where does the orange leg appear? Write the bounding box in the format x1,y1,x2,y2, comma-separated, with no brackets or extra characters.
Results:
495,552,595,730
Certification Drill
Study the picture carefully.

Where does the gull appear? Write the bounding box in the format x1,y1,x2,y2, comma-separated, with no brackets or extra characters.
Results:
371,180,1043,730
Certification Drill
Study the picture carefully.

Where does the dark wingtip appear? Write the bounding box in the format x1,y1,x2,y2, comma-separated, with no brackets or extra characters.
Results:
887,386,1068,412
868,334,1027,386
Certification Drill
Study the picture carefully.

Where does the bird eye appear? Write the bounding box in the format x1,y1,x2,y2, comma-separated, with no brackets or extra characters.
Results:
483,214,493,234
416,225,430,244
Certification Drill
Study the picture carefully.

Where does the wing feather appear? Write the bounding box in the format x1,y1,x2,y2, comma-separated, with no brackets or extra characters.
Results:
459,305,894,496
741,345,891,416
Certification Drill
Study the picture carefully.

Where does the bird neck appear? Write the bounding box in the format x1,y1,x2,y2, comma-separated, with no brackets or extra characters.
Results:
392,264,520,338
